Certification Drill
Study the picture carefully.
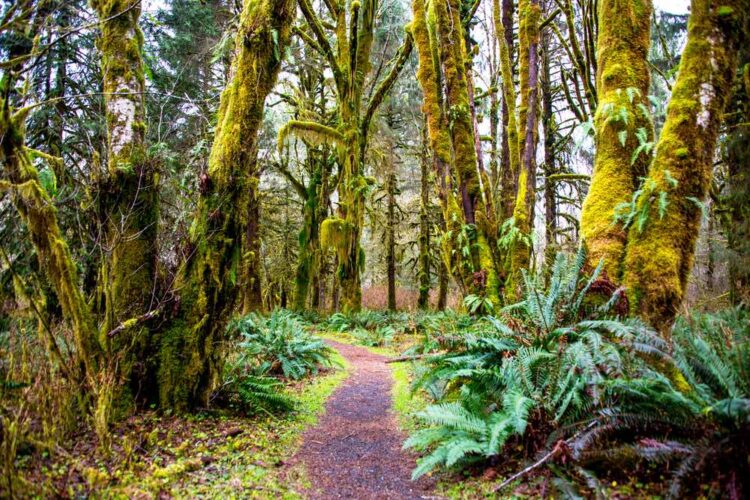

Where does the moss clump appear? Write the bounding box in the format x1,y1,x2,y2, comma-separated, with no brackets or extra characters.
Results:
579,0,653,282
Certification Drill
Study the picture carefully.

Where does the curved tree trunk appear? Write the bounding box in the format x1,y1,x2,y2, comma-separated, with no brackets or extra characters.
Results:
158,0,295,410
579,0,653,281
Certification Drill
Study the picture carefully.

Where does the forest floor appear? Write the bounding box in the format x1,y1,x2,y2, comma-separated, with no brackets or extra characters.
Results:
284,340,436,499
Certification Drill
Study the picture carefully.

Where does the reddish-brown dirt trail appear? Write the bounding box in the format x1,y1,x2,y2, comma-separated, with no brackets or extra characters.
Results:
288,340,436,499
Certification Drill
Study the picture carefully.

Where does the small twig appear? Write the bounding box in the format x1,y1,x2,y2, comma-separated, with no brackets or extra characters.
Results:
106,309,160,337
494,421,597,492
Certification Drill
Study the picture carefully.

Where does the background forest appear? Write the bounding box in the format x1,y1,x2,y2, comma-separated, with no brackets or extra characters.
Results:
1,0,749,497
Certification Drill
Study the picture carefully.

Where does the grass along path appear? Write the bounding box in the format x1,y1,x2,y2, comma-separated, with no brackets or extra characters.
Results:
286,340,436,499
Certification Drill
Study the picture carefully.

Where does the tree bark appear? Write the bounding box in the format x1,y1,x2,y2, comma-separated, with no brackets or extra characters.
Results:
580,0,653,281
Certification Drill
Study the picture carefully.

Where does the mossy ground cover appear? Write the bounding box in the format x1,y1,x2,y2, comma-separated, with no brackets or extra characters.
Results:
14,351,347,498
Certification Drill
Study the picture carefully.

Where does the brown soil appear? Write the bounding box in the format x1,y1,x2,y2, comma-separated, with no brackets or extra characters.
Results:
288,340,437,499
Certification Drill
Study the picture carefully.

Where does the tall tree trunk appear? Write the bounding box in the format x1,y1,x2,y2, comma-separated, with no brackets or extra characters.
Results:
386,156,397,311
505,0,541,300
417,123,431,309
622,0,748,333
1,105,102,385
158,0,295,410
541,29,558,266
721,48,750,305
92,0,158,411
579,0,653,281
499,0,516,223
244,187,263,312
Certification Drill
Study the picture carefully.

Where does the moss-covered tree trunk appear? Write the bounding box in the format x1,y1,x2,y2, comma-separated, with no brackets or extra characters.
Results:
417,122,431,310
386,156,397,311
622,0,748,333
505,0,541,300
1,103,102,383
541,29,558,266
158,0,295,410
721,52,750,305
412,0,500,304
91,0,158,411
244,186,263,313
499,0,516,223
579,0,653,280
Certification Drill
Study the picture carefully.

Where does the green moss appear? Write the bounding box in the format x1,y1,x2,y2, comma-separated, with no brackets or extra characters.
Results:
579,0,653,282
622,0,745,333
0,102,102,383
158,0,296,409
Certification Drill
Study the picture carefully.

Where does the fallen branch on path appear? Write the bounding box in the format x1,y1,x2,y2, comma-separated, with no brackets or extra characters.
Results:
385,354,431,364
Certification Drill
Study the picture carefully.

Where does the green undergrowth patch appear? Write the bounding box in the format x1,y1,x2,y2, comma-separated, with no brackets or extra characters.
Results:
18,350,348,498
390,361,426,433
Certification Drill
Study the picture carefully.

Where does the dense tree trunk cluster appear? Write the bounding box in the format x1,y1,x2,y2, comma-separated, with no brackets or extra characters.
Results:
1,0,748,424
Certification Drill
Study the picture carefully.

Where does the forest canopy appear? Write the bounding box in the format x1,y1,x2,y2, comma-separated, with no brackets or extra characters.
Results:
1,0,749,496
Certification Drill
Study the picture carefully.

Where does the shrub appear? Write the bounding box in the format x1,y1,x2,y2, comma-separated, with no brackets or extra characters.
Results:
571,308,750,498
403,249,653,478
228,310,338,380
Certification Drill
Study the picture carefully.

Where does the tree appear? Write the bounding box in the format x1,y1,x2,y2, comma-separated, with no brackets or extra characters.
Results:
622,0,748,333
579,0,653,281
281,0,413,312
157,0,295,409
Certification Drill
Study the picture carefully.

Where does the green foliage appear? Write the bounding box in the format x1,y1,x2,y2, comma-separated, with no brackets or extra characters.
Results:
404,251,649,478
228,310,338,380
226,374,295,415
571,308,750,498
463,294,494,315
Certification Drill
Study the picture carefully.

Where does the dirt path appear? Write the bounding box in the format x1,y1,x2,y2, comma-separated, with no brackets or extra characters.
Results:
288,340,436,499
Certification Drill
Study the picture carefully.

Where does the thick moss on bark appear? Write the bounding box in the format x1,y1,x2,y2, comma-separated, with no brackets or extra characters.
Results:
417,123,431,309
493,0,519,224
622,0,747,333
158,0,295,410
412,0,501,302
580,0,653,281
92,0,158,412
505,0,541,301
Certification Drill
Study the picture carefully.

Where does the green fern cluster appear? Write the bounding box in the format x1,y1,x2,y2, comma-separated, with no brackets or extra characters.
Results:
570,308,750,498
404,318,653,478
229,310,338,380
228,374,295,415
402,251,749,496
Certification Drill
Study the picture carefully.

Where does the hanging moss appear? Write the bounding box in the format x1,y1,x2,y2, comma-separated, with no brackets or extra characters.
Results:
580,0,653,281
622,0,747,334
0,103,102,381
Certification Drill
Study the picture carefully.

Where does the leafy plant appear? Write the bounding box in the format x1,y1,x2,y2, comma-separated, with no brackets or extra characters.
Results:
572,308,750,498
404,250,648,478
229,310,338,380
463,294,494,315
221,374,295,415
